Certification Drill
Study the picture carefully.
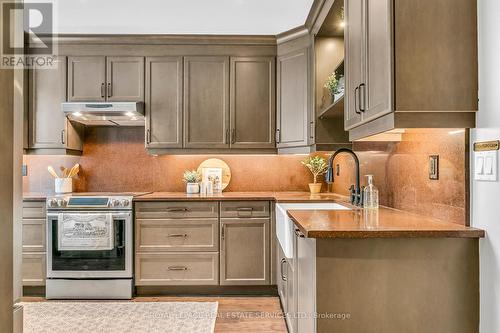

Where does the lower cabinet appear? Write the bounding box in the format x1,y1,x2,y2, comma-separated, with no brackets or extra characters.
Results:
277,239,298,333
134,200,272,287
220,218,270,285
22,200,46,287
135,252,219,286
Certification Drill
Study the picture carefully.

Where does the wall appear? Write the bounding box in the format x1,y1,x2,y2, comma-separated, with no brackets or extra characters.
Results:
331,129,468,225
24,127,467,225
472,0,500,331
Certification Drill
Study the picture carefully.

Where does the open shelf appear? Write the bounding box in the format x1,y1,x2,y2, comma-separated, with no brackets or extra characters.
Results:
318,94,344,119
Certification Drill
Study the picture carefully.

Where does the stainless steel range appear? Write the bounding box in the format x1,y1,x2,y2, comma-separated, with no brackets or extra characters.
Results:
45,194,134,299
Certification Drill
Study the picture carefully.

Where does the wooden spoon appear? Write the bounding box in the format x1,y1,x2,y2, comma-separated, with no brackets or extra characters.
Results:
67,164,80,178
47,166,59,178
60,166,69,178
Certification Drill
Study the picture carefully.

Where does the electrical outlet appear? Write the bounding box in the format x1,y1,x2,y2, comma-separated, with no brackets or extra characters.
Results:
22,164,27,177
429,155,439,180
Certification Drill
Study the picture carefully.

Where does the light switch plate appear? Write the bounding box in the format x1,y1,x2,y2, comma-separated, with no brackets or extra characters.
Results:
475,150,498,181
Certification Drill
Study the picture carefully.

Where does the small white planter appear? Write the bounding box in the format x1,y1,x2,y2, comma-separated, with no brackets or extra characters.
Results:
186,183,200,194
55,178,73,193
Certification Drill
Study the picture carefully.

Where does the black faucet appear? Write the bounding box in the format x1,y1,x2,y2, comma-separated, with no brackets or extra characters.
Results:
325,148,364,206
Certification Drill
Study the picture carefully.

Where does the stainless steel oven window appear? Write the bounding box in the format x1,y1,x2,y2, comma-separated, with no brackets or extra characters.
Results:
46,212,133,279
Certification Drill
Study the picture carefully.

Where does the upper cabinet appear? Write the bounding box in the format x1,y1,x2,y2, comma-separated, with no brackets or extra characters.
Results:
230,57,276,149
183,56,230,149
67,56,106,102
106,57,145,102
145,56,183,149
68,56,144,102
28,56,83,153
345,0,477,140
276,46,312,150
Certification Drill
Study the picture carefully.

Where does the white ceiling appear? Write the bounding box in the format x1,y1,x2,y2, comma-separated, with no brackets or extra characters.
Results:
45,0,314,35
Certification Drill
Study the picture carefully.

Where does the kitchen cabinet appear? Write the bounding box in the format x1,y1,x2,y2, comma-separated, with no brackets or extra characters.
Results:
67,56,106,102
145,56,183,148
28,56,83,153
276,47,312,149
21,200,46,287
135,201,219,286
68,56,144,102
345,0,477,140
230,57,276,149
106,56,144,102
277,239,297,333
220,218,270,285
183,56,230,149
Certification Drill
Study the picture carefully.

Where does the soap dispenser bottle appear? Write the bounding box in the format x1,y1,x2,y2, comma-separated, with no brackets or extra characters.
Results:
363,175,379,209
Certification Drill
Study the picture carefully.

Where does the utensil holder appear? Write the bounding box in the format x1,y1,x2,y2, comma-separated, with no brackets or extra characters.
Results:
55,178,73,193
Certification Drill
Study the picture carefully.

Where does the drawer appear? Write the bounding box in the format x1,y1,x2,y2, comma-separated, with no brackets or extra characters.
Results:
22,201,46,219
22,252,46,286
220,201,270,218
135,252,219,286
135,201,218,219
136,219,218,252
22,219,46,252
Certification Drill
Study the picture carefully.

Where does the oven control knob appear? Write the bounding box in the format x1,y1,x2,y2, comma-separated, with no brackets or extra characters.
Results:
57,199,66,207
48,198,58,207
111,199,120,207
120,199,130,207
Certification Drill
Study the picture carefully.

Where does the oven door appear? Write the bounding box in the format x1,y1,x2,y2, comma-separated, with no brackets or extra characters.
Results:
46,211,132,278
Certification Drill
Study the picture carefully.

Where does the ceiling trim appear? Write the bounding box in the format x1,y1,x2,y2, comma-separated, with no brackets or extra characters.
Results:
32,33,277,46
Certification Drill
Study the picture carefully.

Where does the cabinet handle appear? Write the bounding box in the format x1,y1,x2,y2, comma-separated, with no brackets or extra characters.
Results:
294,229,305,238
61,129,65,145
167,233,188,238
310,121,314,139
221,224,225,250
225,128,230,144
231,128,236,144
107,83,112,98
100,83,105,98
275,128,281,144
165,207,189,212
358,83,366,112
146,129,151,144
354,86,361,115
280,258,287,281
167,266,188,271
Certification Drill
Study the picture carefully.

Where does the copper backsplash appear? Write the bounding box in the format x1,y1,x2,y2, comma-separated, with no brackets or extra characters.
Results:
23,127,468,225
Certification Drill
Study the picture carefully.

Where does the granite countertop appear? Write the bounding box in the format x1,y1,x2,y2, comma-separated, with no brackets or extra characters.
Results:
133,191,350,203
287,208,485,239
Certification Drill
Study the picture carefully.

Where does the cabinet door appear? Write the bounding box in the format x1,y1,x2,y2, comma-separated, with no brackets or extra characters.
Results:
286,259,297,333
220,218,270,285
230,57,276,149
277,242,287,312
183,56,230,148
363,0,393,121
277,49,311,148
344,0,365,129
67,56,106,101
29,56,67,149
106,56,144,102
145,57,183,148
297,234,317,333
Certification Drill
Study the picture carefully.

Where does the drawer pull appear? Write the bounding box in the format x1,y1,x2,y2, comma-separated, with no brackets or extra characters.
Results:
236,207,253,217
165,207,189,212
167,233,188,238
167,266,188,271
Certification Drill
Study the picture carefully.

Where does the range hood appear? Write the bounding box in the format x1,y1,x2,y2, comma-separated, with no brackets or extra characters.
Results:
62,102,145,126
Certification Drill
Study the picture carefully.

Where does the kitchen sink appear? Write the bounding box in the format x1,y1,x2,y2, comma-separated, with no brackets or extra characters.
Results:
276,203,350,258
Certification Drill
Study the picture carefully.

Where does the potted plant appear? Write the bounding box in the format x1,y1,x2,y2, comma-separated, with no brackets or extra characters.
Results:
324,72,344,103
301,156,328,194
183,170,201,194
